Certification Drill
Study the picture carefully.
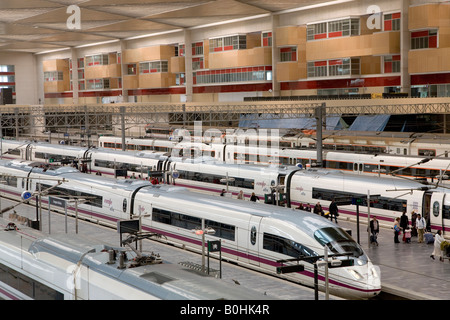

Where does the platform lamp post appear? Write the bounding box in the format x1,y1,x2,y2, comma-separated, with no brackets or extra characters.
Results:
192,219,215,273
220,172,235,193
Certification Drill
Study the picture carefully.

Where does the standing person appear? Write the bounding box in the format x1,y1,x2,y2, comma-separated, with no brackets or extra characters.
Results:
329,199,339,223
410,210,418,237
237,190,244,200
370,216,380,246
430,230,445,262
220,189,226,196
404,226,412,243
250,192,259,202
416,214,426,243
313,202,324,216
393,217,401,243
400,211,409,242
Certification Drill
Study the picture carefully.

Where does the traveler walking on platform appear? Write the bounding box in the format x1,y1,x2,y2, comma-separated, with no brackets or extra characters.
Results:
237,190,244,200
416,214,427,243
400,211,409,242
329,199,339,223
393,217,401,243
410,210,418,237
370,216,379,246
430,230,445,261
250,192,259,202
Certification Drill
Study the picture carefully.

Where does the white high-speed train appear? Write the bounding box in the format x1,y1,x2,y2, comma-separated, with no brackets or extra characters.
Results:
1,140,449,234
97,136,450,181
0,160,381,299
0,218,271,300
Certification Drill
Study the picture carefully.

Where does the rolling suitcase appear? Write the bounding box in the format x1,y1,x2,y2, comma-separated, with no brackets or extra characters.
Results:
424,232,434,244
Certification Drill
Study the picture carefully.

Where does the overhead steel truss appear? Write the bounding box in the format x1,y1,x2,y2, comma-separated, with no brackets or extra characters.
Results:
1,99,450,135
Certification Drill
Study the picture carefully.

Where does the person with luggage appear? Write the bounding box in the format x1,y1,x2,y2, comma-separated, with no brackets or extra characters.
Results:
400,211,409,242
393,217,401,243
416,214,427,243
430,230,445,262
370,216,379,246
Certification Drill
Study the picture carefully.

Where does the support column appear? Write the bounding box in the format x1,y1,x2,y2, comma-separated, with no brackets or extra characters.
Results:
120,40,129,103
184,29,193,103
71,48,79,104
400,0,410,95
271,14,280,97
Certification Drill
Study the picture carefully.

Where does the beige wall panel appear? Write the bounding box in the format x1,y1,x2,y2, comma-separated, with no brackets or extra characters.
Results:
409,4,440,30
84,64,121,79
138,73,175,88
43,59,68,72
439,27,450,48
360,56,381,75
409,47,450,73
372,32,400,55
276,26,306,46
171,56,185,73
209,47,272,69
123,75,139,89
247,33,261,49
276,62,300,81
306,32,399,61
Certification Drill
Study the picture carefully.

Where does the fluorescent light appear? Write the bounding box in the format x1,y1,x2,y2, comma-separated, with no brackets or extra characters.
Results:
35,47,71,55
125,29,183,41
75,39,119,49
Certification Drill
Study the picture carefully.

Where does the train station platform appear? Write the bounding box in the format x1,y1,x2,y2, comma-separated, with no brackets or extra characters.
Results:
2,197,447,300
338,219,449,300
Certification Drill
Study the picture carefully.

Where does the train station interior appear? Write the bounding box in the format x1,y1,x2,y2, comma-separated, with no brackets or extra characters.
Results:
0,0,448,106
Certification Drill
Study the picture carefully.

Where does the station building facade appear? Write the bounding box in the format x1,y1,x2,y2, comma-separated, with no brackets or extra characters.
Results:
37,0,450,105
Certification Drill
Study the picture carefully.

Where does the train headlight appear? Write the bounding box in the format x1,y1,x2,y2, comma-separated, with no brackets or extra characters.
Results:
371,266,380,278
348,269,363,280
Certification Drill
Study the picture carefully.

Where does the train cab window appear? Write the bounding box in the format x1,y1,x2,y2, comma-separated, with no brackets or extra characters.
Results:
443,205,450,220
314,227,365,260
263,233,318,262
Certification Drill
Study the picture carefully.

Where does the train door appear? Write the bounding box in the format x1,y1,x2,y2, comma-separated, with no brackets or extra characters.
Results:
352,162,363,174
428,192,445,232
247,216,263,266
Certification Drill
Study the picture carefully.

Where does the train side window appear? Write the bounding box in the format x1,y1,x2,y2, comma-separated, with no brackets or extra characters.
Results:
263,233,318,262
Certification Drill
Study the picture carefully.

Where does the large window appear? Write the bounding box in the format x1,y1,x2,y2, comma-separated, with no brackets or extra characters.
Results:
85,78,110,90
44,71,63,82
194,66,271,85
411,29,438,49
139,61,168,74
85,54,109,66
384,55,400,73
307,18,359,40
262,32,272,47
152,207,235,241
192,42,203,56
384,13,401,31
209,35,246,52
280,47,297,62
307,58,360,78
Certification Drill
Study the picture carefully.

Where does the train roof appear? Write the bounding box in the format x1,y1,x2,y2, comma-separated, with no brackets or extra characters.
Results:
0,218,271,300
0,159,337,240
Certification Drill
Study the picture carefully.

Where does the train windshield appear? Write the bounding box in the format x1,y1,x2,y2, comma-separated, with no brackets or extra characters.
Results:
314,227,365,260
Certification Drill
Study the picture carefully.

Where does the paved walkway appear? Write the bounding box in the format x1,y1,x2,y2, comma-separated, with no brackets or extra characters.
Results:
337,218,449,300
